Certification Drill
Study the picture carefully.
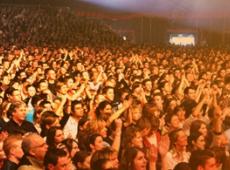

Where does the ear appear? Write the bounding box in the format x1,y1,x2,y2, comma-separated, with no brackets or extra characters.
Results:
47,164,55,170
29,149,36,157
192,140,195,145
77,162,82,168
9,148,15,155
89,144,94,150
45,124,50,130
197,165,204,170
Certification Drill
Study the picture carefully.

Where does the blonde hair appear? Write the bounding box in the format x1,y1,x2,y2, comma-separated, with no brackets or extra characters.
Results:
3,134,22,156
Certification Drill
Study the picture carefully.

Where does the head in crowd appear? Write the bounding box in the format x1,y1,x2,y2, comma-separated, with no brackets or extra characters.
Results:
40,111,60,137
123,126,143,148
72,151,91,170
189,150,217,170
103,86,115,103
71,100,84,118
88,133,105,152
188,132,206,151
120,147,147,170
173,162,191,170
165,113,180,131
190,120,208,138
44,148,72,170
95,101,112,121
22,133,48,161
3,134,24,165
46,126,64,149
169,129,188,150
61,138,79,158
7,102,27,124
90,147,119,170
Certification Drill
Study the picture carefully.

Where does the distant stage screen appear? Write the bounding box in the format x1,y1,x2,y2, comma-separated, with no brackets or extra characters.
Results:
169,33,195,46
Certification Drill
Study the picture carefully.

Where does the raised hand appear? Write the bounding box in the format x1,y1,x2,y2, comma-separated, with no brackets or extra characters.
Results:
158,135,170,157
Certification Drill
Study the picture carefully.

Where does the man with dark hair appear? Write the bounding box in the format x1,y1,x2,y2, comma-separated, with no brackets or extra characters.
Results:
189,150,217,170
61,100,84,139
44,148,72,170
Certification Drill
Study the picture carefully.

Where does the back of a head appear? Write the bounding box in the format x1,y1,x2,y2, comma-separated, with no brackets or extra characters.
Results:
174,162,191,170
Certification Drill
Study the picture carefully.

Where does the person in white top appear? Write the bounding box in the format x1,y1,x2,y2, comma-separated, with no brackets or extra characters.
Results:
63,100,84,139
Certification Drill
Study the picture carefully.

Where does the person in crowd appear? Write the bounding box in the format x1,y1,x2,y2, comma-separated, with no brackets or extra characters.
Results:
44,148,72,170
61,138,80,159
61,100,84,139
189,120,212,149
90,147,119,170
188,132,206,152
165,129,190,170
2,135,24,170
189,150,218,170
1,4,230,170
46,126,65,150
120,147,156,170
18,133,48,170
72,151,91,170
40,110,60,137
6,102,38,135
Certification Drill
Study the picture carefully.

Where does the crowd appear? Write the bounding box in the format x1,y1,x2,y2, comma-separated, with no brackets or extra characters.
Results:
0,3,230,170
0,5,122,47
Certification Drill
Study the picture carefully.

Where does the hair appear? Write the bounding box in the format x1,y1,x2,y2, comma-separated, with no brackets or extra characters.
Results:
142,79,151,86
55,81,65,92
122,126,140,148
142,103,159,118
223,115,230,130
7,101,26,118
46,126,63,147
173,162,191,170
136,117,152,132
44,148,68,169
95,101,111,119
87,119,107,136
165,113,178,126
72,151,91,168
39,100,51,108
173,106,185,115
189,150,216,170
190,120,206,136
40,111,59,137
150,116,160,131
61,138,78,155
184,87,195,95
21,133,41,155
87,133,102,151
71,100,83,113
169,128,184,149
3,134,22,157
188,132,204,151
90,147,117,170
131,82,141,94
120,147,146,170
